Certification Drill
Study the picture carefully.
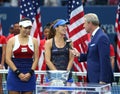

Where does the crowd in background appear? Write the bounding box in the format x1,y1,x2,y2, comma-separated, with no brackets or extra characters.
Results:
0,0,119,7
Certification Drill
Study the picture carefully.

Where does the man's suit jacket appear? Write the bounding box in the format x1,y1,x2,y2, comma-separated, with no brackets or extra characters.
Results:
78,28,114,83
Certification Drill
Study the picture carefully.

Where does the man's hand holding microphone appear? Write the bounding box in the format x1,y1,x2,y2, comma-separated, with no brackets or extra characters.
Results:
70,47,80,57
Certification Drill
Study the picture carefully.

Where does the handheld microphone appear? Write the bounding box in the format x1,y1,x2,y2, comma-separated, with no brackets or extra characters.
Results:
64,37,73,49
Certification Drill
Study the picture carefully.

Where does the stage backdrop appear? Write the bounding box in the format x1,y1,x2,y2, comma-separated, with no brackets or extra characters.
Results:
0,6,117,44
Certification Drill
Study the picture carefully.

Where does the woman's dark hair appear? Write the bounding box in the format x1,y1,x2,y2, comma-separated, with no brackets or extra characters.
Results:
43,22,52,31
20,17,31,22
48,19,61,39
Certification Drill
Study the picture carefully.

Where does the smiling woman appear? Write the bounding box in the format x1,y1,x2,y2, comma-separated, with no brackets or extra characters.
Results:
5,17,39,94
44,19,74,83
19,18,32,37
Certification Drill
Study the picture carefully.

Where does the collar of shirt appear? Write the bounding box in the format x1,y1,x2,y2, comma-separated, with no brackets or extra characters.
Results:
92,27,100,37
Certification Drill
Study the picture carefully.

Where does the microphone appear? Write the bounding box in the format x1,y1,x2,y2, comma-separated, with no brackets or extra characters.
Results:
64,37,73,49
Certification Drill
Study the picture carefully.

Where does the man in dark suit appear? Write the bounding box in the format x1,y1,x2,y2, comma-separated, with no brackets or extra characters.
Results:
71,13,114,84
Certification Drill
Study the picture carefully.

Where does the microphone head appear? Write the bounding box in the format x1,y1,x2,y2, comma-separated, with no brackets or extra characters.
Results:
65,38,72,49
66,39,72,43
64,37,73,49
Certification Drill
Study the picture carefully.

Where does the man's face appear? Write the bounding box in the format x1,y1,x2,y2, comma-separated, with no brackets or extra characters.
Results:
83,19,92,34
13,23,20,35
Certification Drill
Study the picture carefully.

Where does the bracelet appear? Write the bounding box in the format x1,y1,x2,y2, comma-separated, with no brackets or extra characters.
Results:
29,69,34,76
14,69,21,76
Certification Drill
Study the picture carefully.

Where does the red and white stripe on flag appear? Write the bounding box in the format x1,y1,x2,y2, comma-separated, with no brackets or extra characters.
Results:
115,3,120,71
67,0,89,80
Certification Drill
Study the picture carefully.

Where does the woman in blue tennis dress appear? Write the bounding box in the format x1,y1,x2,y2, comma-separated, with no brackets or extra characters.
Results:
6,18,39,94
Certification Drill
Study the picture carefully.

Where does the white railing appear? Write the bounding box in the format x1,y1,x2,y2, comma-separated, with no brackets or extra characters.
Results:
0,69,119,77
1,69,119,94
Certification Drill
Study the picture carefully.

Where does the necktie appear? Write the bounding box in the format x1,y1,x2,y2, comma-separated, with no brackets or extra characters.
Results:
91,35,93,40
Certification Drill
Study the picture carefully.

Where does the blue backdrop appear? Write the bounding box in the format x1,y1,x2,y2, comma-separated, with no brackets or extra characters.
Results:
0,6,117,36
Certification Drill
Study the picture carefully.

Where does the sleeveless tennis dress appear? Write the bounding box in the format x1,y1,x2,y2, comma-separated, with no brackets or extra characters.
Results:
47,38,69,70
46,38,73,82
7,35,36,91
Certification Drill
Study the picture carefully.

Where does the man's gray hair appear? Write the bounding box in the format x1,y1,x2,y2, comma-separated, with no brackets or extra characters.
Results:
84,13,99,26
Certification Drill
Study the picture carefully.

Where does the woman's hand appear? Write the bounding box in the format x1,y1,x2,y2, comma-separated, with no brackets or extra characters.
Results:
18,73,31,82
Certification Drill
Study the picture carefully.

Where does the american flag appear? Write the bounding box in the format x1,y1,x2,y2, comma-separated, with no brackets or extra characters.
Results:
115,3,120,71
19,0,44,82
19,0,42,40
67,0,89,81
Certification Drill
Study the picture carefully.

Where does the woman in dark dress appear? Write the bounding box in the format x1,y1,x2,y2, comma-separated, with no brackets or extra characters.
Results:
44,19,74,82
